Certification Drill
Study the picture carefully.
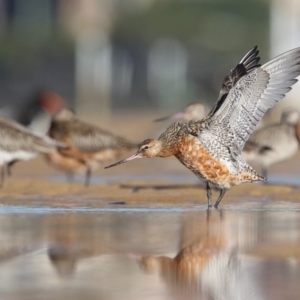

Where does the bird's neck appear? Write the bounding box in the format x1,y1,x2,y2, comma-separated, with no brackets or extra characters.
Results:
156,138,180,157
157,121,186,157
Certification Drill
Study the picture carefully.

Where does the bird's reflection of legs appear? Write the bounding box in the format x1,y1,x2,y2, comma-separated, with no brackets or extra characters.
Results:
206,207,223,222
206,182,212,208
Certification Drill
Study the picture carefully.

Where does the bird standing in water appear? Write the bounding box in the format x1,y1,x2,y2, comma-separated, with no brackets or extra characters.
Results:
243,110,300,179
106,47,300,208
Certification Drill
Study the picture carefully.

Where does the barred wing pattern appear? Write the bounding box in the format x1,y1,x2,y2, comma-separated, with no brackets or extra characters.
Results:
206,47,300,155
71,125,136,152
72,131,137,152
207,46,261,118
0,117,64,153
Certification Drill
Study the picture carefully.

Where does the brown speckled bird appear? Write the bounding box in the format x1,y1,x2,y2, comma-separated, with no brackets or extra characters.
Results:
106,47,300,208
45,108,138,186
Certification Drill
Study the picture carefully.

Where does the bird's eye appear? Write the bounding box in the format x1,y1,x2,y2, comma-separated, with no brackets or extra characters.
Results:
143,146,149,150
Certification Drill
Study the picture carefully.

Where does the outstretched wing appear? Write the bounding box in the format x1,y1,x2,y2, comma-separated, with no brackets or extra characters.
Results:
207,46,261,118
205,47,300,155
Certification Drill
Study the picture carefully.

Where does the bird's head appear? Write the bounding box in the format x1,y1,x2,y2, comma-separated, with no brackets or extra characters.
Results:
105,139,163,169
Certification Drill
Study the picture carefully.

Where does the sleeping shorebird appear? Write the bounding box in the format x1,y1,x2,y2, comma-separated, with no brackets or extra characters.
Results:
154,102,208,122
106,46,300,208
0,117,66,185
44,108,138,186
243,110,300,179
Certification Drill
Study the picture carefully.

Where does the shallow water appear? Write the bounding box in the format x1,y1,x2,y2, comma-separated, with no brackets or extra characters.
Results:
50,172,300,186
0,202,300,300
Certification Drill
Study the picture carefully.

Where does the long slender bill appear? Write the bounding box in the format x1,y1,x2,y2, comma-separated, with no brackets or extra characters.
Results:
154,112,185,122
105,152,142,169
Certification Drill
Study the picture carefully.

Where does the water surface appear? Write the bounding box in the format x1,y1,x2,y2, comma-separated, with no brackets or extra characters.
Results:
0,202,300,300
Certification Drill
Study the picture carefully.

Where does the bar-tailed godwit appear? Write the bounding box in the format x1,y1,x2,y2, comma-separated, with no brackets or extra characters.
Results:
243,109,300,179
45,108,138,186
106,47,300,208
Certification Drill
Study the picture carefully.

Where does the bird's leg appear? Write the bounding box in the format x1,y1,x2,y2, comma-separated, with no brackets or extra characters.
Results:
66,172,74,183
206,182,212,208
0,165,6,188
262,167,268,183
84,167,91,187
6,164,11,177
214,188,226,209
7,160,18,177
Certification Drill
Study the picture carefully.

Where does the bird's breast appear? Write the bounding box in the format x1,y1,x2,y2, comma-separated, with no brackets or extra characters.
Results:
176,135,233,187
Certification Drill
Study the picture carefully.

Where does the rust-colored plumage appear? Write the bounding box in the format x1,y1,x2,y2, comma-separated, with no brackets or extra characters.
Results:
45,108,138,185
106,47,300,207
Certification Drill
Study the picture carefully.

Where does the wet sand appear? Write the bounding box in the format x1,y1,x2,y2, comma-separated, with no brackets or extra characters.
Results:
0,110,299,208
1,154,300,208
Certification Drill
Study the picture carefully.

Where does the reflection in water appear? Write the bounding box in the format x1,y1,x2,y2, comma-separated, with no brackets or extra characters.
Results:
136,237,229,299
48,245,77,276
0,206,299,299
136,210,265,300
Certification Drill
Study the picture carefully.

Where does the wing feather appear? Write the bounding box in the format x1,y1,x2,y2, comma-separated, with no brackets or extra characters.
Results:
72,129,136,152
57,121,137,153
0,118,63,153
206,47,300,154
206,47,261,118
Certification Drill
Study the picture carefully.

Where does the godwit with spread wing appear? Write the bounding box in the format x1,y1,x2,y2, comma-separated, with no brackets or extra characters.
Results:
106,47,300,208
243,109,300,179
45,108,138,186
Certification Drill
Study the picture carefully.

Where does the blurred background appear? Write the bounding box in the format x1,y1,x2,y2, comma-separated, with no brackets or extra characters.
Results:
1,3,300,299
0,0,299,122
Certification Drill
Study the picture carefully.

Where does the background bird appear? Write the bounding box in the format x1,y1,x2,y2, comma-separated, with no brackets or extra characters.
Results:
243,109,300,179
0,89,66,135
154,102,208,122
45,108,138,186
106,47,300,208
0,116,66,186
